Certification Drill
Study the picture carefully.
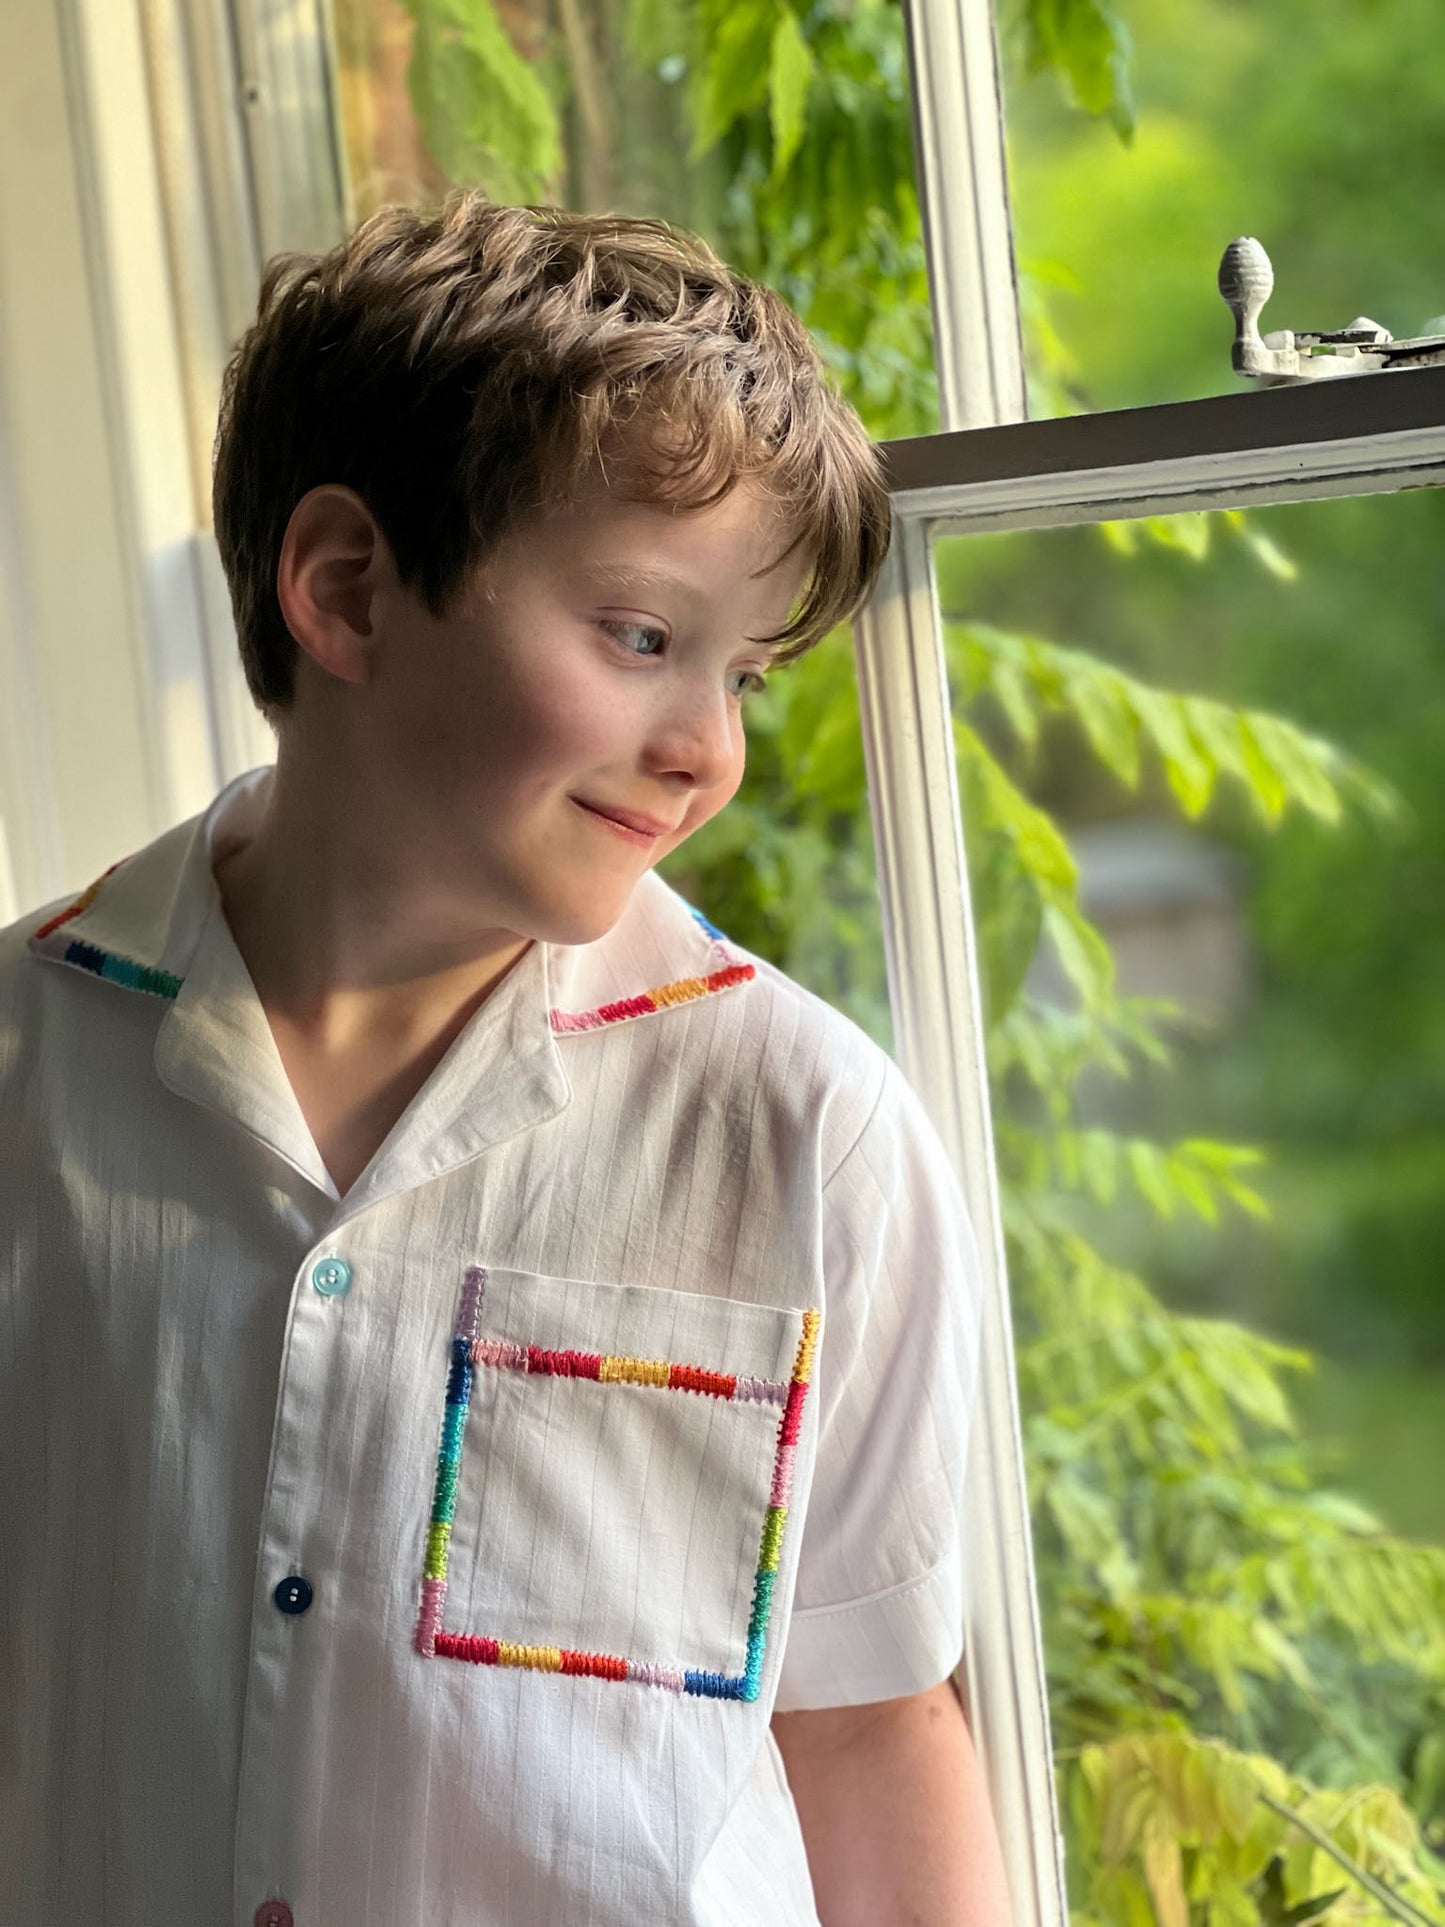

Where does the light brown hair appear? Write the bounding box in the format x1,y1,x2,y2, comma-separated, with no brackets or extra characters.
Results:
211,189,892,725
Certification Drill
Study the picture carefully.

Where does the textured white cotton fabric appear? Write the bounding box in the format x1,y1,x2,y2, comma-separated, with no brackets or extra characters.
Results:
0,763,983,1927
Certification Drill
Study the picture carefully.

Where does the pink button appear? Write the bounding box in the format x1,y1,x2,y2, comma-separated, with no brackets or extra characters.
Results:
254,1902,293,1927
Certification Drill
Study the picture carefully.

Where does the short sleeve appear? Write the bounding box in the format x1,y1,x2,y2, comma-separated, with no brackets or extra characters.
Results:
773,1053,984,1711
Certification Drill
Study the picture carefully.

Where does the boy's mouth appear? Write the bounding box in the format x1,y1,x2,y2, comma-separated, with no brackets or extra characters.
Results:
571,797,676,844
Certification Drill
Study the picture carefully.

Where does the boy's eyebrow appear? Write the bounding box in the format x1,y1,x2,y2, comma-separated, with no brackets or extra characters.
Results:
581,561,703,600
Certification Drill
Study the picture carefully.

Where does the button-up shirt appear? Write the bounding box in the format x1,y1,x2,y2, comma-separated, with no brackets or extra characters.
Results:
1,763,982,1926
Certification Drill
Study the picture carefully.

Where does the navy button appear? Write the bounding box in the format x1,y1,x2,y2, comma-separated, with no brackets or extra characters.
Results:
273,1574,313,1616
311,1256,352,1296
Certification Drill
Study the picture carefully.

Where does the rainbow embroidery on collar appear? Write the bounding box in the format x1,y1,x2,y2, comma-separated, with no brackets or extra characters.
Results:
414,1265,819,1702
28,860,183,1000
30,867,750,1025
547,902,754,1034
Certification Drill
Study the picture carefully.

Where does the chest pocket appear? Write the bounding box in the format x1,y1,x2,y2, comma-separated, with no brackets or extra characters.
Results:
413,1265,820,1704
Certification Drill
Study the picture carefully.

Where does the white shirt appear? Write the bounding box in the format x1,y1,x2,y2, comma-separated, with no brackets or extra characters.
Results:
1,763,982,1927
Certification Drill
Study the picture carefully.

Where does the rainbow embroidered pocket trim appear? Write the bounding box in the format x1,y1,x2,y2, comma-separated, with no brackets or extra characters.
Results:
413,1266,819,1703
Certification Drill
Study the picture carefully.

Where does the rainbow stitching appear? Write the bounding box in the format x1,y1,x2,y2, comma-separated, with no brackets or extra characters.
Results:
413,1264,820,1703
32,859,126,939
30,870,746,1026
29,861,184,1001
548,902,754,1033
548,962,754,1034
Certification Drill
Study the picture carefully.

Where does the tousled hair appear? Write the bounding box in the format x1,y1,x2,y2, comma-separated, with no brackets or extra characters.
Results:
211,189,892,724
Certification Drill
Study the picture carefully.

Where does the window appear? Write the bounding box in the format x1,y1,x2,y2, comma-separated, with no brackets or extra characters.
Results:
871,379,1445,1920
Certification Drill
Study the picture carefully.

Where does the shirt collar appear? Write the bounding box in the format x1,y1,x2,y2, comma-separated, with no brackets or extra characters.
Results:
28,765,755,1212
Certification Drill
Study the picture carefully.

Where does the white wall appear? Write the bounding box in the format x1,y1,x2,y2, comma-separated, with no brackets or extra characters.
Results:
0,0,273,920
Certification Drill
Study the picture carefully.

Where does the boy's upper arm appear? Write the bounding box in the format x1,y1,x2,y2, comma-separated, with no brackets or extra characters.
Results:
773,1053,984,1713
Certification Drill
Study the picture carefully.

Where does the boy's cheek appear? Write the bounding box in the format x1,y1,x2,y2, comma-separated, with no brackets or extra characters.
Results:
657,784,738,861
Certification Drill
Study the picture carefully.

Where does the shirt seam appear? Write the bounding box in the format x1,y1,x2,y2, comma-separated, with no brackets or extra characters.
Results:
819,1049,892,1195
787,1549,957,1624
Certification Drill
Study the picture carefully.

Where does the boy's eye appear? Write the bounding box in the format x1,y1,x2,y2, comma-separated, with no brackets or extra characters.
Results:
598,618,667,657
599,618,769,701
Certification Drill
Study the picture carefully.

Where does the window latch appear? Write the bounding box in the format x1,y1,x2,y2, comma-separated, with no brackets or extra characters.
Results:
1218,236,1445,385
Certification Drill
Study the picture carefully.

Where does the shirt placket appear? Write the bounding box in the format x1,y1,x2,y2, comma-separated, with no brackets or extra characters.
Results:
231,1238,363,1927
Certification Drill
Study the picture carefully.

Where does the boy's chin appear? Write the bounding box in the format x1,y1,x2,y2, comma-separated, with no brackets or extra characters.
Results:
526,880,641,949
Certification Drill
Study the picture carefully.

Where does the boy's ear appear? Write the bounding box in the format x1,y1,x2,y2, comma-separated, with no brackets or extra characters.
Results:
276,484,392,691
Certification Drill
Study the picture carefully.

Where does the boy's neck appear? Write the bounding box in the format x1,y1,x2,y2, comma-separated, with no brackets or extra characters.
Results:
210,768,534,1061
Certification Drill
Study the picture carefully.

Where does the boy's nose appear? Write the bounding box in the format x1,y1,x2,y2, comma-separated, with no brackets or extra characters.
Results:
644,688,738,791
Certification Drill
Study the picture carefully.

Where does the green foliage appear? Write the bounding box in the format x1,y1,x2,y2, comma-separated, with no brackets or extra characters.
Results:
392,0,1445,1915
1069,1734,1444,1927
1005,0,1139,141
952,619,1404,834
397,0,563,200
681,0,940,437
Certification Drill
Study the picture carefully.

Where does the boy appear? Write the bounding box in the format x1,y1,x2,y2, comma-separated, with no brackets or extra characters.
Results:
0,191,1011,1924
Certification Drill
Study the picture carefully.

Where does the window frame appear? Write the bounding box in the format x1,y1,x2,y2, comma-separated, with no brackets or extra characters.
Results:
861,362,1445,1927
865,1,1445,1913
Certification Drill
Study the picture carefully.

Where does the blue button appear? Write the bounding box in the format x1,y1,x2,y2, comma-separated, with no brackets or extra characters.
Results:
273,1574,313,1616
311,1257,352,1296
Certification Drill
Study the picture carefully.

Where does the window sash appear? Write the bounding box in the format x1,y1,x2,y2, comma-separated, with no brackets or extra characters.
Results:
886,364,1445,525
857,374,1445,1921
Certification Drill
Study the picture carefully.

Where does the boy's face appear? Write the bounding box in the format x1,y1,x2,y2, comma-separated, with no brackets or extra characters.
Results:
325,477,812,947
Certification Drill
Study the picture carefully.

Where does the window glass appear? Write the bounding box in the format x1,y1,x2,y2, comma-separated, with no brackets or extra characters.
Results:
934,492,1445,1918
996,0,1445,416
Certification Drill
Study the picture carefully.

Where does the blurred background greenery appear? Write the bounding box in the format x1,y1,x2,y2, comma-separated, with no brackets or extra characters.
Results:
994,0,1445,1547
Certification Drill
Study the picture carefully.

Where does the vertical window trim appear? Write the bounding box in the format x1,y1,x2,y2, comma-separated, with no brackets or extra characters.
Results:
227,0,352,260
853,526,1070,1927
900,0,1029,435
886,0,1068,1917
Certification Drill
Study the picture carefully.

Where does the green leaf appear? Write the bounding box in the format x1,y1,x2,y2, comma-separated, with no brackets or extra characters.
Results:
1043,900,1116,1007
1065,660,1143,787
1141,511,1211,560
1128,687,1216,817
1241,711,1345,826
1222,509,1301,582
1126,1138,1178,1218
401,0,562,194
1022,0,1137,137
689,0,776,157
768,9,814,179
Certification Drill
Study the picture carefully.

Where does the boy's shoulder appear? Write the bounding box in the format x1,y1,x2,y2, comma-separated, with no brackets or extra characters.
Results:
636,869,883,1052
1,810,909,1183
631,869,901,1171
0,888,83,1091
